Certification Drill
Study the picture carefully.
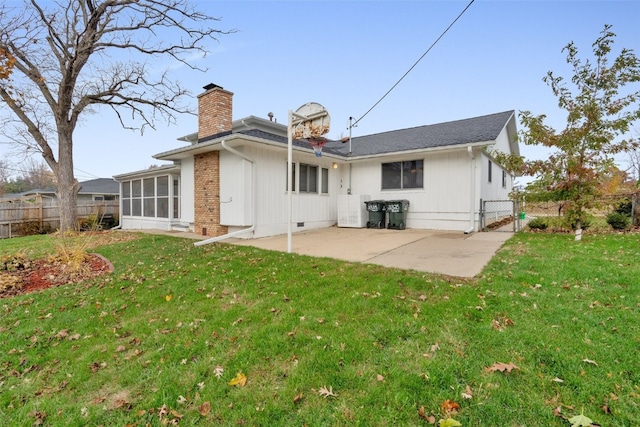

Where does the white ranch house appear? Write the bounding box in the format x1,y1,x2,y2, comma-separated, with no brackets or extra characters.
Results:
114,84,518,239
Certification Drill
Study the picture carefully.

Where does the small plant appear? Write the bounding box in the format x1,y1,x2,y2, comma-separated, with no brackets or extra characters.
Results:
79,214,100,231
0,274,23,294
527,217,548,230
1,253,31,271
606,211,630,230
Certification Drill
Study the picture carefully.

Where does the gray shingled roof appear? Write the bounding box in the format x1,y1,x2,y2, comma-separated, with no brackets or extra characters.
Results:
78,178,119,194
238,110,514,158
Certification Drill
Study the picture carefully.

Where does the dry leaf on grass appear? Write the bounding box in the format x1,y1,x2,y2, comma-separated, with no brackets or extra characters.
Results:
440,399,460,416
485,362,520,373
214,365,224,378
318,385,337,398
228,372,247,387
417,406,436,423
198,401,211,416
461,385,473,400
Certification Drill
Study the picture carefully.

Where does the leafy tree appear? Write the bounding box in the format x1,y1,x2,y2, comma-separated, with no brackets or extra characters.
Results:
0,0,232,231
498,25,640,239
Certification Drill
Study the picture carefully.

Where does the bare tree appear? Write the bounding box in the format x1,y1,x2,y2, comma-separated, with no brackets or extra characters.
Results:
0,0,232,231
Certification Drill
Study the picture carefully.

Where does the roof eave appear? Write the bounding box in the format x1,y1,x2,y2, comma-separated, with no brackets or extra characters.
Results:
345,140,495,161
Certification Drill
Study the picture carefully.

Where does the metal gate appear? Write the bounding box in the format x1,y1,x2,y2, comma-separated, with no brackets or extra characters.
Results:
481,199,521,232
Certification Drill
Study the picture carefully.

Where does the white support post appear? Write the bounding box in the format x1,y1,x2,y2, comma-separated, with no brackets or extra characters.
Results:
287,110,293,253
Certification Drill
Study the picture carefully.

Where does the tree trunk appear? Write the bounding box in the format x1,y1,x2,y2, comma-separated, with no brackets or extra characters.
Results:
55,130,80,232
574,219,582,241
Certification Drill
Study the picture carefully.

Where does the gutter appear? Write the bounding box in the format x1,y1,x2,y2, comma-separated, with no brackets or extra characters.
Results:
464,146,476,234
194,140,256,246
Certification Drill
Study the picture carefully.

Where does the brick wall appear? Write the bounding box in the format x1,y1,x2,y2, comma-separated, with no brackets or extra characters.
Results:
198,86,233,139
194,151,228,237
193,85,233,237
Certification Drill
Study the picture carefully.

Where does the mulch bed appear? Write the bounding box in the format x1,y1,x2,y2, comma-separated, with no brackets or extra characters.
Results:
0,253,113,298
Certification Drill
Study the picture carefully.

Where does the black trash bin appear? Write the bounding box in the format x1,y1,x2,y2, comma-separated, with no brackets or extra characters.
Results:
364,200,386,229
385,200,409,230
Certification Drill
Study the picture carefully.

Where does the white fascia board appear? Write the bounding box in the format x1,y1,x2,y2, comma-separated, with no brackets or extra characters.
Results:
155,133,344,162
113,164,181,181
346,140,495,162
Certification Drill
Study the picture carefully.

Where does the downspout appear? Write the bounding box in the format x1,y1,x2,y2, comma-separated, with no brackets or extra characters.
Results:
464,146,476,234
194,140,256,246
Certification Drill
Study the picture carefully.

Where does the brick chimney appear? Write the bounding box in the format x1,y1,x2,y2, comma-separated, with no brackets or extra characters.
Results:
193,83,232,237
198,83,233,139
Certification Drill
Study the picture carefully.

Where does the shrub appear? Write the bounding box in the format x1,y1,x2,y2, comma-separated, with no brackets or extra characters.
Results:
614,200,632,216
527,217,548,230
606,211,630,230
565,214,591,231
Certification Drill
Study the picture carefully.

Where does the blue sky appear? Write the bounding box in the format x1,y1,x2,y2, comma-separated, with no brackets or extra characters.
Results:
2,1,639,183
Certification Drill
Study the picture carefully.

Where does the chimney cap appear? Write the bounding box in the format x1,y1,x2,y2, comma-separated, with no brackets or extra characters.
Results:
203,83,222,91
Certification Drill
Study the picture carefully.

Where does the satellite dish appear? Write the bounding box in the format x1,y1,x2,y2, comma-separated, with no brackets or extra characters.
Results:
292,102,330,140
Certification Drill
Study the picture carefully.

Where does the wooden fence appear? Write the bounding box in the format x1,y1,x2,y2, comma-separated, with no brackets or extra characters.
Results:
0,196,119,238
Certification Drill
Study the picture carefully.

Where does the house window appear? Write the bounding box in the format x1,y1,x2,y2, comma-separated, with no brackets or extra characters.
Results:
502,170,507,188
157,176,169,218
143,178,155,217
299,164,318,193
131,179,142,216
172,177,180,219
122,175,175,219
488,160,493,183
321,168,329,194
381,160,423,190
286,163,328,194
122,181,131,215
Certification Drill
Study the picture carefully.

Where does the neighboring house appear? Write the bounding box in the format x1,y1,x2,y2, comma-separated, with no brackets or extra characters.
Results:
114,84,518,239
0,178,120,203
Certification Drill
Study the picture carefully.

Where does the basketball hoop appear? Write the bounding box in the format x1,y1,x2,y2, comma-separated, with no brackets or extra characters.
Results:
291,102,331,157
308,137,327,157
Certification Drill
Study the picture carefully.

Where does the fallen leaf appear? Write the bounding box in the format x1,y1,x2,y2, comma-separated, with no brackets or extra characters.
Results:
377,374,385,382
461,385,473,400
440,399,460,416
165,294,172,302
293,392,304,404
417,406,436,423
485,362,519,373
318,385,337,398
438,418,462,427
582,358,598,366
214,365,224,378
198,401,211,416
568,411,594,427
552,377,564,383
228,372,247,387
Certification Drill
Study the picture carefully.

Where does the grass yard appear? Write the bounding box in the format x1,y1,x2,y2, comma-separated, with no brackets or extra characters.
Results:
0,231,638,426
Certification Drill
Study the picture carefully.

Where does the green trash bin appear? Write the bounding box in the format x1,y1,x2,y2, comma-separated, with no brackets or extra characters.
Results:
364,200,386,229
385,200,409,230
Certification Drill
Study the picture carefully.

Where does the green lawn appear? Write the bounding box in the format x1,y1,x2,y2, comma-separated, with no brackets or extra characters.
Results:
0,231,638,426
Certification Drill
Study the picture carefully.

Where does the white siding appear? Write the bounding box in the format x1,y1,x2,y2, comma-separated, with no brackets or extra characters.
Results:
180,157,195,225
345,150,477,231
223,145,340,238
220,149,252,226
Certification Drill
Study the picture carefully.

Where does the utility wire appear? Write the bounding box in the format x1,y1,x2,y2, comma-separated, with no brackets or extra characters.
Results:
351,0,476,128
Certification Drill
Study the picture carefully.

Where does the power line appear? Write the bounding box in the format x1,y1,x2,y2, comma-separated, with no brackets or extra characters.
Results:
351,0,476,129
